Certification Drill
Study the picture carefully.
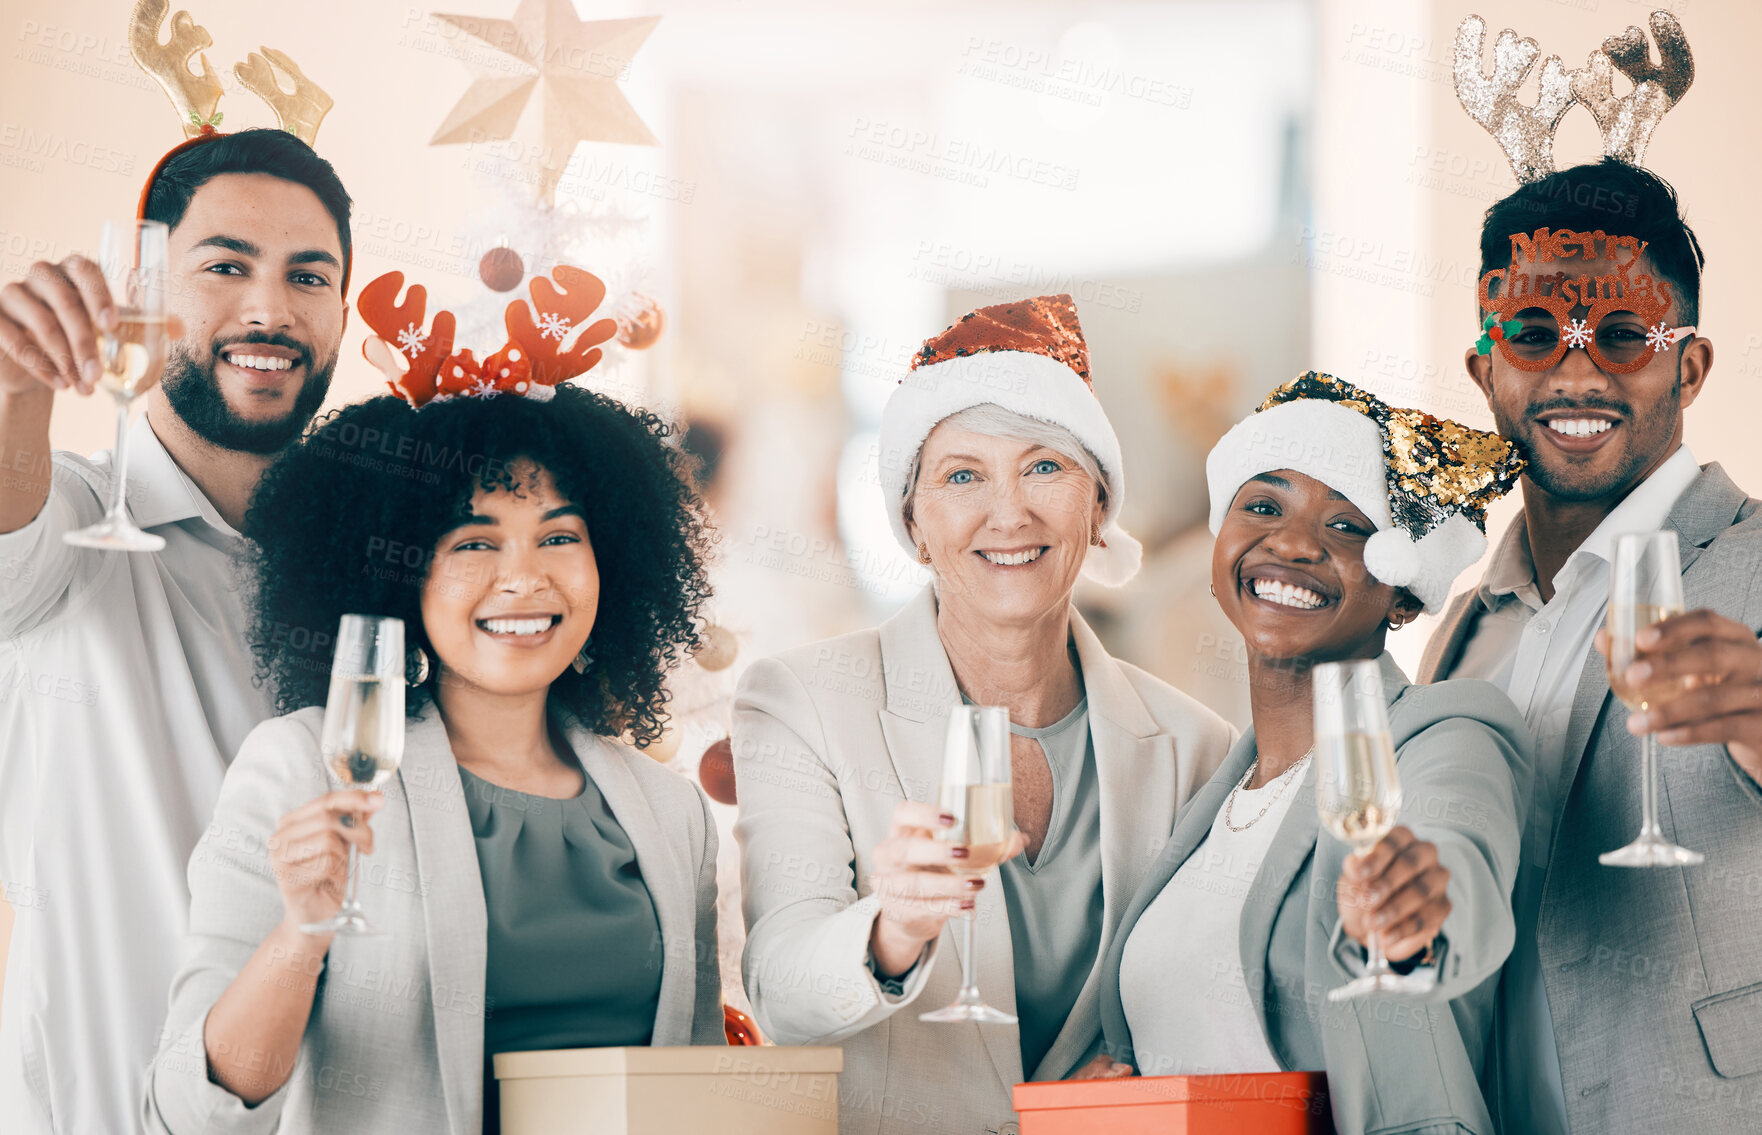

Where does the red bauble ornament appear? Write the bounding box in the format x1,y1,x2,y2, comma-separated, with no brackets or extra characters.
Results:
479,246,525,293
616,293,665,350
1488,324,1505,342
699,737,737,805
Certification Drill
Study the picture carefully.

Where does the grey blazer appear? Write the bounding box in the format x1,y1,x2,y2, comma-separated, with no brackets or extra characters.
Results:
143,702,723,1134
733,585,1235,1135
1099,655,1534,1135
1419,462,1762,1135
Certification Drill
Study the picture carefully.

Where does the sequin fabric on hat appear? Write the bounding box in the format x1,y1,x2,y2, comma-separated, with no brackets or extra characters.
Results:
909,294,1091,388
1259,372,1525,539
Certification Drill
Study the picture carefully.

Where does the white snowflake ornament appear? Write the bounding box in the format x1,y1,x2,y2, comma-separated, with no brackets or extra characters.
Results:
537,312,573,341
1563,319,1592,350
1647,322,1674,353
395,322,428,358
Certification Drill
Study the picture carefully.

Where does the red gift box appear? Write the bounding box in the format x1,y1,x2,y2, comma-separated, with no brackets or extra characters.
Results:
1012,1071,1332,1134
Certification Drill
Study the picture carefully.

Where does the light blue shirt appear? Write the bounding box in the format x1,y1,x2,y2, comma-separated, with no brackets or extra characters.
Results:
1449,445,1700,1135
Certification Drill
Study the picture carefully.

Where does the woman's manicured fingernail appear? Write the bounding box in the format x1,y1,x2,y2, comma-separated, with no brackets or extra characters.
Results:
948,846,969,859
965,877,985,889
938,813,956,826
959,899,975,910
81,359,99,385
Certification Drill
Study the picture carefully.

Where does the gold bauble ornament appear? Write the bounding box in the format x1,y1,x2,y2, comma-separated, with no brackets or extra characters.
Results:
694,623,738,671
616,294,666,350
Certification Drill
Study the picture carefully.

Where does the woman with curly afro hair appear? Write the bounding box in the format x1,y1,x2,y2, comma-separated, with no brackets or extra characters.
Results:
145,386,727,1134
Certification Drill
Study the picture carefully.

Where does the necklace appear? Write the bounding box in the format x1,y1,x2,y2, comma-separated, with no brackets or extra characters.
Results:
1222,749,1313,833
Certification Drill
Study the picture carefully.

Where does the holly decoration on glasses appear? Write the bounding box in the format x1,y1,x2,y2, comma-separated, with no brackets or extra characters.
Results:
1476,313,1524,356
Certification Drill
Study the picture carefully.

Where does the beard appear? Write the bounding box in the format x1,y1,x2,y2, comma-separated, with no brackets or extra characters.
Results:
1492,372,1683,504
161,334,336,455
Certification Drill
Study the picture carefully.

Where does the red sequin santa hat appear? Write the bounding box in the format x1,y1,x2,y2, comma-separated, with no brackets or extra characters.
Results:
877,294,1142,586
356,267,618,406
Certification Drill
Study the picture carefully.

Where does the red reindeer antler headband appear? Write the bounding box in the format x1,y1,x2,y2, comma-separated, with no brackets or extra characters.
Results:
357,266,618,407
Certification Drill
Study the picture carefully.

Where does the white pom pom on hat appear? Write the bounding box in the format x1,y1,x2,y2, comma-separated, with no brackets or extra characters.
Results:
1205,373,1521,613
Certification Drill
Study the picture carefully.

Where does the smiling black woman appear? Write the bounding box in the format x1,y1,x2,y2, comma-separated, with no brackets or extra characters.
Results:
1085,373,1534,1135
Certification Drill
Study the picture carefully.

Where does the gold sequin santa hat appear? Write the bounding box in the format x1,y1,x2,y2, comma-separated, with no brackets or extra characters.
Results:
1205,373,1524,612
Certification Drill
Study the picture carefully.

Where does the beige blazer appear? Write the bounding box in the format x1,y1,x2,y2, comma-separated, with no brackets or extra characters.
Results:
733,585,1235,1135
143,702,723,1134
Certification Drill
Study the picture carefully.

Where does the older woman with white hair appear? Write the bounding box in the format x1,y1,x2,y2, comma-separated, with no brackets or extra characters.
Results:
733,295,1235,1135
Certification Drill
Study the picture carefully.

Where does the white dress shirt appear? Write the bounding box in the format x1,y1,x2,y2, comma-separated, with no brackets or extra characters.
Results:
0,413,273,1135
1447,444,1700,1135
1118,760,1308,1078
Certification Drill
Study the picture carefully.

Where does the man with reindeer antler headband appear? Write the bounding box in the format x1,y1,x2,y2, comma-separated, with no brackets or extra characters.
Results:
0,3,349,1131
1421,11,1762,1135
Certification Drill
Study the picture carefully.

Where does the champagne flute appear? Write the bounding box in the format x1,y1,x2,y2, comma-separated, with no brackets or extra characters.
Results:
919,704,1017,1024
64,219,170,552
1314,659,1434,1001
1600,531,1703,867
300,614,407,937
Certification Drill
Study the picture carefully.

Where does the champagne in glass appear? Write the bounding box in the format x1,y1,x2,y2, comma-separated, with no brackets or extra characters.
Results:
97,312,167,400
322,673,405,790
301,615,407,937
64,219,170,552
1600,532,1703,868
1314,659,1434,1001
937,782,1014,875
920,705,1017,1024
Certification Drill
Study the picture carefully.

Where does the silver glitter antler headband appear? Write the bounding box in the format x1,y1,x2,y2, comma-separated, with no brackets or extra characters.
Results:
1453,10,1694,184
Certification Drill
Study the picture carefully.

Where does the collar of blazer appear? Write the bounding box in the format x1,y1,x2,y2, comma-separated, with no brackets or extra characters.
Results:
872,583,1180,1085
1420,460,1752,686
397,702,697,1131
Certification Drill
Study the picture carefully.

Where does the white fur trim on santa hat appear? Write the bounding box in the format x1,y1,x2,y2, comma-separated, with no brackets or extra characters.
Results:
878,350,1136,586
1206,401,1391,535
1205,399,1483,613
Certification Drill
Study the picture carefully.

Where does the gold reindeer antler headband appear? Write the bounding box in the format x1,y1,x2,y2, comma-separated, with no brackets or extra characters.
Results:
130,0,333,144
1453,9,1693,183
129,0,341,280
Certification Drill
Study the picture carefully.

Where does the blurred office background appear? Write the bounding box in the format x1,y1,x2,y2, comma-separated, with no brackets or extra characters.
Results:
4,0,1755,1012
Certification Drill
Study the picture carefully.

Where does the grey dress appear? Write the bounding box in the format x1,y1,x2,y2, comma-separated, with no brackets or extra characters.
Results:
458,764,666,1133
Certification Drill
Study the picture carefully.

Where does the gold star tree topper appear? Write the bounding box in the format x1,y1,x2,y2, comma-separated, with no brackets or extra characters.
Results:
429,0,658,201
